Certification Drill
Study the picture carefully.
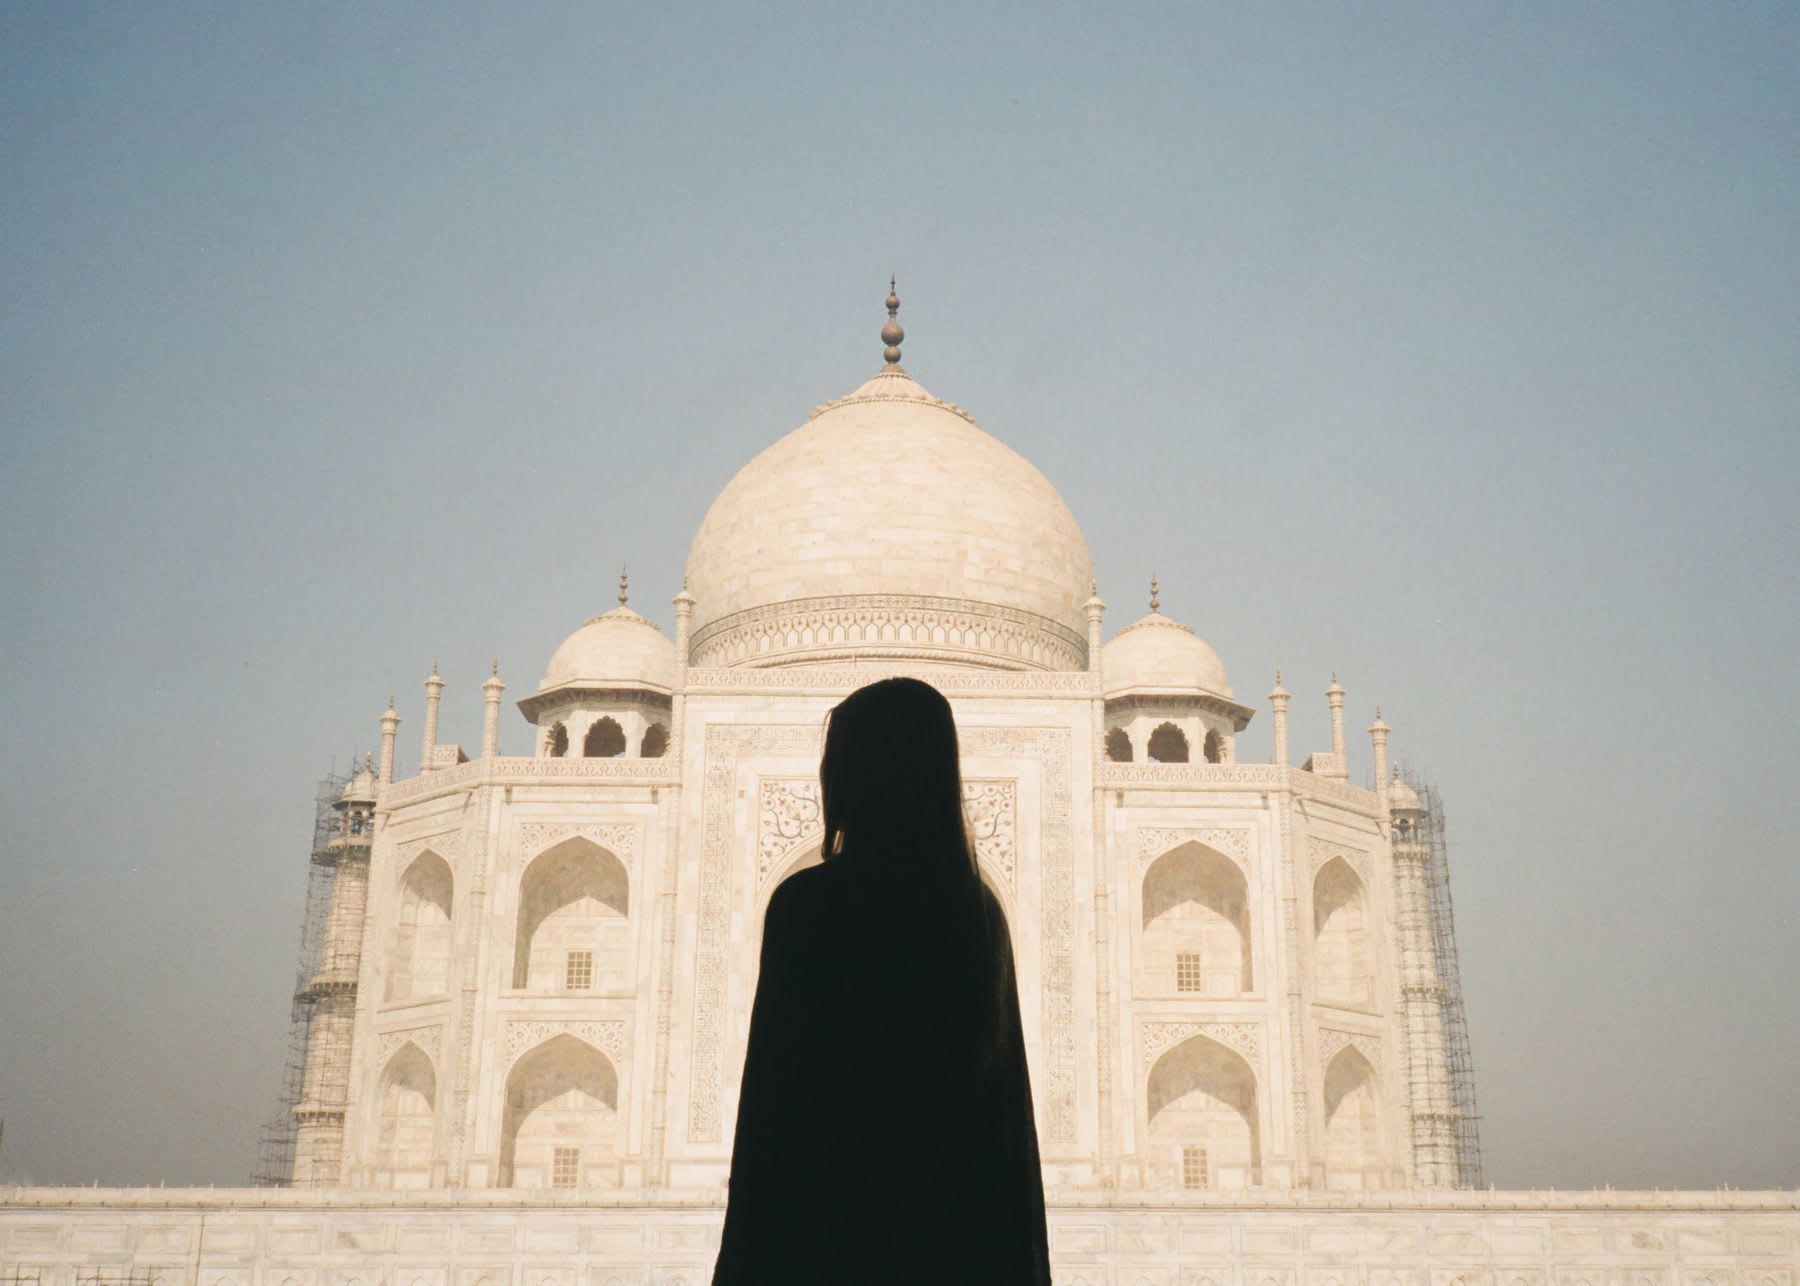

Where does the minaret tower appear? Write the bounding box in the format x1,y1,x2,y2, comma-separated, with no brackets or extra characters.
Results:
291,755,378,1185
1390,775,1460,1186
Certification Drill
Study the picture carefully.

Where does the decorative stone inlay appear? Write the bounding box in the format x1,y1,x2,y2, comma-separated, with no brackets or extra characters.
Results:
686,665,1097,694
517,822,638,863
1103,763,1286,788
1143,1020,1262,1066
689,725,823,1143
374,1024,443,1070
1319,1026,1381,1071
754,778,1018,888
961,727,1076,1144
691,724,1077,1146
1138,827,1252,870
501,1020,627,1067
688,593,1089,672
394,832,461,871
1309,837,1372,884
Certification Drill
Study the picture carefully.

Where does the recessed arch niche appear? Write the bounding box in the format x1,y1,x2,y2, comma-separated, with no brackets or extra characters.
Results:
372,1042,436,1186
1322,1044,1383,1190
497,1033,618,1188
1313,857,1374,1007
1146,1032,1261,1188
1141,840,1252,994
387,850,453,1002
513,837,629,990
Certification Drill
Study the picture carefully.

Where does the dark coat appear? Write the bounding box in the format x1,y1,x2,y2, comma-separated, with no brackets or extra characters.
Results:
712,855,1052,1285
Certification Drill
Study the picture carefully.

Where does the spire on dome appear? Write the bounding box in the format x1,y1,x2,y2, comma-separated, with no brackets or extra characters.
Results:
882,277,904,366
1148,575,1160,613
618,565,629,606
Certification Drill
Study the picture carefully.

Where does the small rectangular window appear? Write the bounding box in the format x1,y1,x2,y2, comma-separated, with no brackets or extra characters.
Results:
1181,1145,1209,1189
1175,952,1205,992
565,950,594,991
551,1146,580,1188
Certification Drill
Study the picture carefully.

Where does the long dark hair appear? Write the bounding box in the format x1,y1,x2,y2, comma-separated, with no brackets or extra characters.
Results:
818,676,1010,1084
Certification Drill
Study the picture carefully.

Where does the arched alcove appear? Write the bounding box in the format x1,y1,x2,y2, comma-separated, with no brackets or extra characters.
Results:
513,838,629,990
373,1042,436,1185
498,1034,618,1188
1313,858,1373,1007
545,723,568,757
1141,841,1252,993
387,851,453,1002
641,722,670,758
1322,1045,1382,1190
1203,729,1223,764
1146,1033,1261,1188
1105,727,1133,762
583,717,626,758
1147,722,1189,763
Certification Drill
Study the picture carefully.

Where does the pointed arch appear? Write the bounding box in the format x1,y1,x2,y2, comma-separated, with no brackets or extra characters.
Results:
1105,727,1133,762
498,1033,619,1188
1142,841,1251,993
1203,729,1223,764
513,837,629,990
1322,1044,1383,1190
387,850,453,1001
641,721,669,758
583,716,626,758
1313,857,1374,1007
1146,1032,1261,1188
545,722,568,757
1146,721,1189,763
372,1042,436,1186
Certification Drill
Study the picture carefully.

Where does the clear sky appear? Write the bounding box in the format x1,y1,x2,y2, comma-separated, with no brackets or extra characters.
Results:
1,3,1794,1191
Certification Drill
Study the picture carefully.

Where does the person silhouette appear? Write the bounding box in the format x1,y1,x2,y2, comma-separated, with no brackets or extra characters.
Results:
712,676,1052,1285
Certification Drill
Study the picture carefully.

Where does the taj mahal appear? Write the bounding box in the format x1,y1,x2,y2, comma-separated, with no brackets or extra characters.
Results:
3,291,1793,1285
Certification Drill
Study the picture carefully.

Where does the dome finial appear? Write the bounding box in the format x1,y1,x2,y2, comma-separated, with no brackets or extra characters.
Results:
1148,575,1160,613
618,564,629,606
881,277,904,366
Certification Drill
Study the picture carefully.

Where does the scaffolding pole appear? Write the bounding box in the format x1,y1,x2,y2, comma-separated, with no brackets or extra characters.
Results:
251,771,347,1187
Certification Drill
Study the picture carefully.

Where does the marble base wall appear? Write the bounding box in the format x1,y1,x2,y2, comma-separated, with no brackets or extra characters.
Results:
2,1189,1795,1286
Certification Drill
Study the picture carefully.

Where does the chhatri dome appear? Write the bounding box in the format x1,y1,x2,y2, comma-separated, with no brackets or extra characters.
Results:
538,568,678,696
683,283,1095,670
1102,576,1234,699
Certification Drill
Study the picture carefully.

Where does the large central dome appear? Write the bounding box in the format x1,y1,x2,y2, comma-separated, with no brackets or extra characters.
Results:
683,320,1094,670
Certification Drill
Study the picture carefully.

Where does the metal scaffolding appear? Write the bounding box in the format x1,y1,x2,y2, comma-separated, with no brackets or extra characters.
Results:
1403,766,1486,1189
251,771,348,1187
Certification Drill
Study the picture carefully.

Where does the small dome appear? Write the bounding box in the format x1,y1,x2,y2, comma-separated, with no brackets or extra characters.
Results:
1103,610,1232,699
540,605,677,694
341,766,378,805
1388,774,1424,811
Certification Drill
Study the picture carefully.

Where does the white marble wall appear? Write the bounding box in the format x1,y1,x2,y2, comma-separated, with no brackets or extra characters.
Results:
2,1189,1793,1286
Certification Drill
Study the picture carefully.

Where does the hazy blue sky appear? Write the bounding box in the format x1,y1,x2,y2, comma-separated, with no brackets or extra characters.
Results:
1,3,1795,1191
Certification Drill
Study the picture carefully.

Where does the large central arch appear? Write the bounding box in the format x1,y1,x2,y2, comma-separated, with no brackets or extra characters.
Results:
1142,840,1252,994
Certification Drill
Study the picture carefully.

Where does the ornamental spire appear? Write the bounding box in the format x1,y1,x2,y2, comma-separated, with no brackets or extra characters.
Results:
618,565,629,606
882,276,904,366
1148,575,1160,613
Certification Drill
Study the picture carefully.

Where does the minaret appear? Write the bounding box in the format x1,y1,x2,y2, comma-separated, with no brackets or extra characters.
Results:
421,663,444,769
481,661,505,759
377,697,400,784
1390,780,1460,1186
1369,708,1391,810
291,759,378,1185
1268,670,1291,767
1084,579,1106,679
1326,673,1347,761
